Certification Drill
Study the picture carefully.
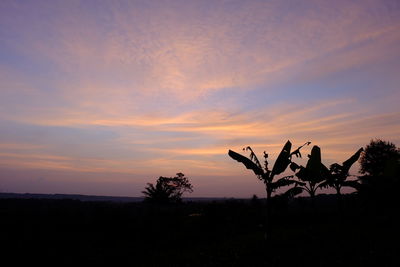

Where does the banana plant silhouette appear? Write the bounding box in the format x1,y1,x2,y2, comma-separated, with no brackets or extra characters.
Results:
228,141,310,201
229,140,310,239
319,148,364,195
290,145,330,199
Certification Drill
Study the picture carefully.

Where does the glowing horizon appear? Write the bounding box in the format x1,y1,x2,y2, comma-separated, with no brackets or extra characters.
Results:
1,0,399,197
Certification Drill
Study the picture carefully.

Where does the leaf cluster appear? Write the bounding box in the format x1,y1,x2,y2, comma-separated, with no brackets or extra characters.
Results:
320,148,363,192
291,146,363,196
228,140,310,198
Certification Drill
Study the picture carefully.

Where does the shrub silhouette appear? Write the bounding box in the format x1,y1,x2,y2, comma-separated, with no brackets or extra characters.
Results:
142,173,193,203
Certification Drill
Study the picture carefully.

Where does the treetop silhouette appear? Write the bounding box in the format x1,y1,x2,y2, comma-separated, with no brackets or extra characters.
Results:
359,139,399,178
358,139,400,202
142,173,193,203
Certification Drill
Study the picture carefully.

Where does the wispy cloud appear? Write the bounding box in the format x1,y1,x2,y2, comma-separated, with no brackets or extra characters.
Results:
3,0,399,102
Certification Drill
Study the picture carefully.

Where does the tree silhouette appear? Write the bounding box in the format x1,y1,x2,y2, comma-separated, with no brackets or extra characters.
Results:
319,148,363,195
359,139,399,177
142,173,193,203
291,145,330,199
358,139,400,202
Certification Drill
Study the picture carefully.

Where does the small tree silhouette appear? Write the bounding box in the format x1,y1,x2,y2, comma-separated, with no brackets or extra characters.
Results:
319,148,364,195
142,173,193,203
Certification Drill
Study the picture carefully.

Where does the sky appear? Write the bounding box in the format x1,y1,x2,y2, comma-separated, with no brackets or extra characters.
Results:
0,0,399,197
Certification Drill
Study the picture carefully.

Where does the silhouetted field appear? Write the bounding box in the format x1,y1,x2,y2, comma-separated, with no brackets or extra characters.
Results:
1,195,398,266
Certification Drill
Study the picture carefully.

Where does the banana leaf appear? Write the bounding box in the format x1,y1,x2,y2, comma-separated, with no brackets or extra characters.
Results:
296,166,311,182
342,148,363,173
317,180,331,189
306,146,330,183
271,140,292,176
228,150,264,176
290,141,311,158
271,176,295,189
320,162,331,178
290,162,300,172
306,146,322,171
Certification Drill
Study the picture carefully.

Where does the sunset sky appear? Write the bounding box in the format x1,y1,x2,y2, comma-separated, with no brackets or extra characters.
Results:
1,0,399,197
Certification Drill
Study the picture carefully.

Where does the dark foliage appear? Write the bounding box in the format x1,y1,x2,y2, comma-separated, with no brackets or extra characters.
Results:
358,139,400,203
291,145,330,198
142,173,193,203
319,147,364,195
359,139,399,177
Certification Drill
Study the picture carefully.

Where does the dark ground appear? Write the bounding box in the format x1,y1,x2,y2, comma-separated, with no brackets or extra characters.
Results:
0,194,398,266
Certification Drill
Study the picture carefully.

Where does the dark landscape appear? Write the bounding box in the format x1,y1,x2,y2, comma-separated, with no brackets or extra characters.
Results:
1,193,398,266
